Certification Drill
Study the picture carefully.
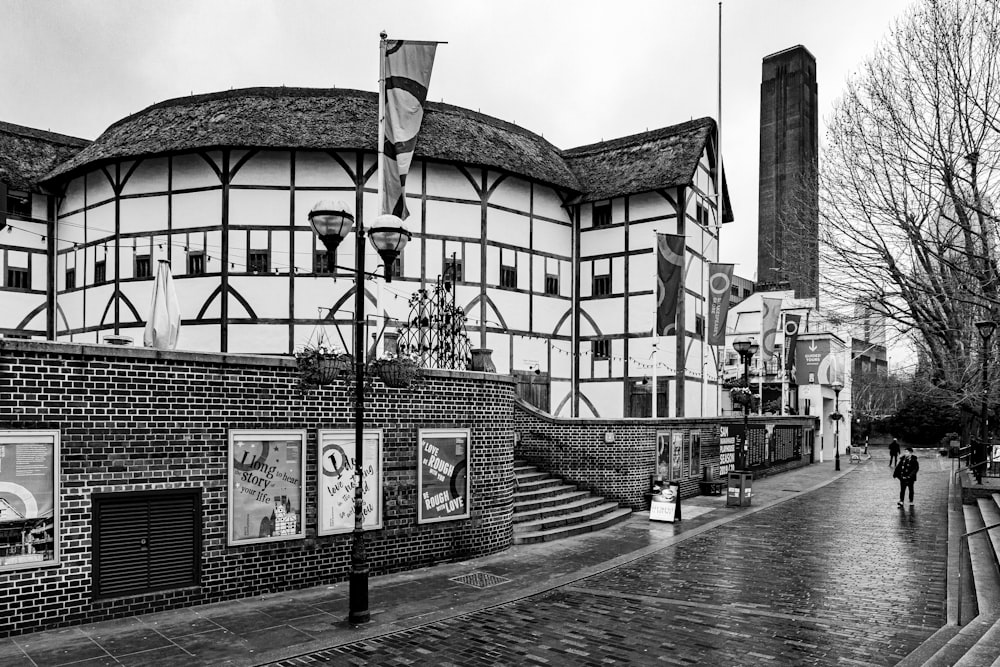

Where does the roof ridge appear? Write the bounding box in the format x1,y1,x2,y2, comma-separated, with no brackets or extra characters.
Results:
562,116,715,157
0,120,90,147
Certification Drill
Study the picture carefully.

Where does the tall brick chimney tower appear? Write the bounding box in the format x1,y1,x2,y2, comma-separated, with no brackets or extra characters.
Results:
757,45,819,299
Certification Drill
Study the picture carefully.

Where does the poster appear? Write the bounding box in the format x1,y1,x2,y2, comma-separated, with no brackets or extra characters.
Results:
649,480,681,523
229,430,305,545
317,429,382,535
718,426,736,475
417,428,470,524
656,431,686,479
0,431,59,570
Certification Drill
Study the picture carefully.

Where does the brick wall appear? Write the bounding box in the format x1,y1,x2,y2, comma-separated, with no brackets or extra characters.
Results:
514,400,818,508
0,340,516,637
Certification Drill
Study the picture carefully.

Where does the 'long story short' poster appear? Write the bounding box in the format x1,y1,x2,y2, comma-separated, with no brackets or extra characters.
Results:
417,428,470,524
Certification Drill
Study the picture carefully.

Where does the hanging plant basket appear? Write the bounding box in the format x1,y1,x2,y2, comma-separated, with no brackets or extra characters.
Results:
372,358,421,388
295,346,353,389
317,353,354,384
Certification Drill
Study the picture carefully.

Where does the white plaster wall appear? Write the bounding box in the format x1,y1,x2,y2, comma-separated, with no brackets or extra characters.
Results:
532,218,570,253
425,199,478,238
61,179,86,214
424,162,478,201
485,207,529,247
294,152,355,188
85,284,115,328
119,196,168,235
230,189,292,227
86,170,115,207
488,290,529,332
173,152,222,190
228,323,290,353
229,276,290,319
231,151,291,187
533,184,570,222
120,158,169,196
629,191,675,224
173,191,222,230
580,226,624,256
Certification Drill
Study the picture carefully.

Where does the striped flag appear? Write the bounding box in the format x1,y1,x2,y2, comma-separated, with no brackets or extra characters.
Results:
760,297,782,362
382,39,438,219
707,263,734,345
656,234,685,336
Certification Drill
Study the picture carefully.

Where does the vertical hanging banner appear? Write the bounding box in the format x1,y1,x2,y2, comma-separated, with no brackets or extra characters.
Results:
417,428,470,524
228,430,306,545
382,38,439,219
656,233,685,336
707,263,734,345
317,429,383,535
784,314,801,374
760,297,782,362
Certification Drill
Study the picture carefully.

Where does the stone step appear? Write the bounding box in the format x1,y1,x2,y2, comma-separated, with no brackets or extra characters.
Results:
514,470,552,485
513,501,625,534
515,482,579,503
513,494,609,524
512,507,632,545
513,489,593,515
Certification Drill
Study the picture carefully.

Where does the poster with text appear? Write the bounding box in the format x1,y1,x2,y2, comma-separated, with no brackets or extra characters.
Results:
417,428,470,524
317,429,383,535
229,430,306,545
0,431,59,570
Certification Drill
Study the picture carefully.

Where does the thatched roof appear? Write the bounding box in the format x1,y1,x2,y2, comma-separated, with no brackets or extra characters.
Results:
36,87,729,216
0,121,88,191
563,117,734,221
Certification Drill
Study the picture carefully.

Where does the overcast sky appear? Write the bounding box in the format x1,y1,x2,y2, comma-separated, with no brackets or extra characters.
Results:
4,0,912,276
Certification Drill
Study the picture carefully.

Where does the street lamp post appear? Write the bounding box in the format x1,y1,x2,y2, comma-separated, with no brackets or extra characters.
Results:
975,319,996,484
830,380,844,472
308,200,410,624
732,338,759,471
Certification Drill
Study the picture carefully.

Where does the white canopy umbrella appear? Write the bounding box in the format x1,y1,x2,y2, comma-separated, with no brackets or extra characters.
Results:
143,259,180,349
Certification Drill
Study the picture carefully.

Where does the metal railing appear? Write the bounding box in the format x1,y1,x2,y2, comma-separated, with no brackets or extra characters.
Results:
954,440,1000,481
959,521,1000,624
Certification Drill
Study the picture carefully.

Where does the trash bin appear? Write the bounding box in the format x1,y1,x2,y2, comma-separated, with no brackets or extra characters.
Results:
726,471,753,507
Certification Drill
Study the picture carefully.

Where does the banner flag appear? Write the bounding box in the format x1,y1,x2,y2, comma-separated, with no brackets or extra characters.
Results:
656,234,685,336
707,263,734,345
783,314,801,373
382,39,438,219
760,297,782,362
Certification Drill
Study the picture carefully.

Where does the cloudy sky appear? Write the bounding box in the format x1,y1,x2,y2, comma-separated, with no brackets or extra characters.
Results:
4,0,912,275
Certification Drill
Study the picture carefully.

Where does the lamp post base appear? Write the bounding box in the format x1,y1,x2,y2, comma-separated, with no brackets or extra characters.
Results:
348,566,370,624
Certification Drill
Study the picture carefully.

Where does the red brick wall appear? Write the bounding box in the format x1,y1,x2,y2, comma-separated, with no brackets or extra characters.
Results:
0,340,515,637
514,400,818,508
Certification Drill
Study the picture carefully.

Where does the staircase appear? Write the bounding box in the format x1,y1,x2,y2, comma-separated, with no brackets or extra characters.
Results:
512,460,631,545
899,483,1000,666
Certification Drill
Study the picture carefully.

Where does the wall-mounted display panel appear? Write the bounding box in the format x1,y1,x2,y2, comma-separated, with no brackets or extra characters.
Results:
317,429,383,535
0,430,59,570
228,430,306,545
417,428,470,524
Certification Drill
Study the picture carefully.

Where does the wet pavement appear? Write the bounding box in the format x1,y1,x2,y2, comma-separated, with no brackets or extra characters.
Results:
2,448,952,666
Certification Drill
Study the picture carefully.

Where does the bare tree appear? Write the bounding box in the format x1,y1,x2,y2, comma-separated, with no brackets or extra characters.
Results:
818,0,1000,416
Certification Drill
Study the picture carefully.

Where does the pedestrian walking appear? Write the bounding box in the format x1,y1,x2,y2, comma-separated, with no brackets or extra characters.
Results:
893,447,919,506
888,438,900,468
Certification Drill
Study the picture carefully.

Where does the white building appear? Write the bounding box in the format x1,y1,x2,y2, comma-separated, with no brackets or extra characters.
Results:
1,87,734,419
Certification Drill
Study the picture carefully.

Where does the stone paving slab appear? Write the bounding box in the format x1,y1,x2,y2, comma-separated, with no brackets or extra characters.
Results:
0,451,953,666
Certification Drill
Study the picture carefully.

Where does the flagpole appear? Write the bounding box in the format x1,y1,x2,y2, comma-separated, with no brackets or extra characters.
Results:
378,32,387,215
652,229,658,419
716,1,724,227
780,312,787,415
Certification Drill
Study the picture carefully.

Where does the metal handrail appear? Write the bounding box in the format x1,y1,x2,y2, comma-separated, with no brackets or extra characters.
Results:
958,521,1000,625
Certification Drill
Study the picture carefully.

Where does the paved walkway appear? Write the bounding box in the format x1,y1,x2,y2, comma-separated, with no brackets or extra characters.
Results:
2,448,952,666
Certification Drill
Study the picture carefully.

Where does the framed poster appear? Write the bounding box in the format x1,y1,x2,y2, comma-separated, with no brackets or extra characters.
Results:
655,431,670,478
228,430,306,545
0,430,59,570
670,431,684,479
317,429,383,535
417,428,470,524
689,431,701,478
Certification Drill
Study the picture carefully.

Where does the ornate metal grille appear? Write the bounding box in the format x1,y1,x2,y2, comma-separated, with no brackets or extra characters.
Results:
396,277,471,370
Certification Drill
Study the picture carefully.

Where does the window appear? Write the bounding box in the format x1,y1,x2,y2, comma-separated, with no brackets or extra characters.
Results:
5,190,31,218
731,285,740,298
94,260,106,284
391,254,403,280
248,250,269,273
444,257,463,285
315,250,333,274
593,202,611,227
695,314,705,338
65,268,76,290
187,252,205,275
592,339,611,359
544,273,559,295
6,267,30,289
696,202,710,227
134,255,151,279
592,273,612,296
500,264,517,288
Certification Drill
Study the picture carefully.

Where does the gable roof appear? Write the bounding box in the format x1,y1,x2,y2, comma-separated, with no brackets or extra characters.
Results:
0,121,89,191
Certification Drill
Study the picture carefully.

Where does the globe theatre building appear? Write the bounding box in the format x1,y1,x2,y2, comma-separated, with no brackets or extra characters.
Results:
0,87,732,419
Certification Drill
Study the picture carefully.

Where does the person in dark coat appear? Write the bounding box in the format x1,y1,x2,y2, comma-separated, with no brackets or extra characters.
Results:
893,447,919,506
888,438,900,468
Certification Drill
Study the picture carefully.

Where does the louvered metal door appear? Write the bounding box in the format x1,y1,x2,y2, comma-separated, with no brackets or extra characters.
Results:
93,490,201,598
